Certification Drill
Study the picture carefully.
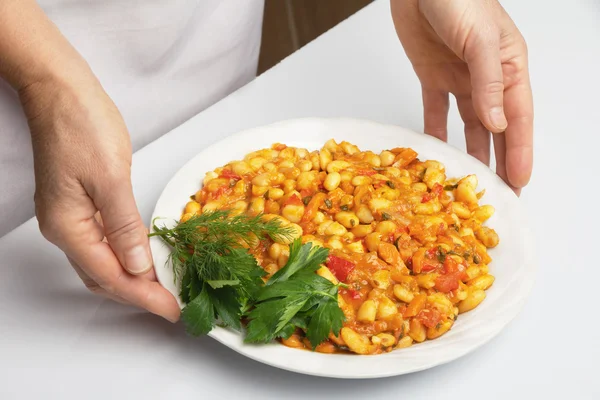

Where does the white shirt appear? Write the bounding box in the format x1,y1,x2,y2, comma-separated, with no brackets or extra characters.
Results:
0,0,264,237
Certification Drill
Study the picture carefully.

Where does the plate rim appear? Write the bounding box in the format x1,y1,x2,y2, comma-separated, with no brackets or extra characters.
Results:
149,117,537,379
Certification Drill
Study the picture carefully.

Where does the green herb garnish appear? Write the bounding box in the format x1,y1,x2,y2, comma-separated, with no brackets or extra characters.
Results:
324,199,333,209
381,212,391,221
245,240,345,348
340,204,349,211
386,181,396,189
302,196,312,206
151,211,292,335
151,210,345,348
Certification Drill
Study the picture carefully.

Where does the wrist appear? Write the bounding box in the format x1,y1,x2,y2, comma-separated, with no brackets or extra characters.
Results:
16,48,96,94
18,63,102,126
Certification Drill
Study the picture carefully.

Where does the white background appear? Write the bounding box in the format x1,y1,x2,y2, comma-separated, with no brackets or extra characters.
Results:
1,0,598,398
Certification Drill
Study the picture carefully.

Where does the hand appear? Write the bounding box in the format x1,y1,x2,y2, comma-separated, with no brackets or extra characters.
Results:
19,72,180,322
391,0,533,193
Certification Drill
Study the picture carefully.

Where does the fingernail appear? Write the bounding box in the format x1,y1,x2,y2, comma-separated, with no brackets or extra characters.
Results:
490,107,508,131
165,314,180,324
125,245,152,275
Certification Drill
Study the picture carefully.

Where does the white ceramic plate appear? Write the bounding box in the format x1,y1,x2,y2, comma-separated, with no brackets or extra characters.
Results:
149,118,536,379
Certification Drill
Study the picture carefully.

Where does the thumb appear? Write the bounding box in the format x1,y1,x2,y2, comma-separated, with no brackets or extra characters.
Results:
95,176,153,276
465,33,508,133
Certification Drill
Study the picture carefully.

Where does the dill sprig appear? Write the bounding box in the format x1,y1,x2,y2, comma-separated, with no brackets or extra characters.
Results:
151,210,292,279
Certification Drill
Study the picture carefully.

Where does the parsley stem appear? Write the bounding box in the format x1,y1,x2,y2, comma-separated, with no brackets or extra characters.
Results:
313,290,338,302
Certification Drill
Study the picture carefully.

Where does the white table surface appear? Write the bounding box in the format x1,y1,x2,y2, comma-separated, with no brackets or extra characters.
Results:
1,0,599,398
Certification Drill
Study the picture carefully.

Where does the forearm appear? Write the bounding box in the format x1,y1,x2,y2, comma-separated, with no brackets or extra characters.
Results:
0,0,92,91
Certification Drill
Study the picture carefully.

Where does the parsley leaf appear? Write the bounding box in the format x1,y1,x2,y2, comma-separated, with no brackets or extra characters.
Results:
181,284,214,336
210,286,243,330
276,322,296,340
267,240,329,285
245,296,309,343
288,314,309,331
245,240,345,348
306,294,345,347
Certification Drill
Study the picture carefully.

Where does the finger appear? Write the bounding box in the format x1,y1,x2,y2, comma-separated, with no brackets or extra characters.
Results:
464,30,508,134
66,218,180,322
455,94,491,166
503,78,534,189
93,211,156,282
422,89,450,141
50,196,181,322
142,267,158,282
492,131,519,195
92,174,153,276
87,242,180,321
67,255,131,306
97,290,132,306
